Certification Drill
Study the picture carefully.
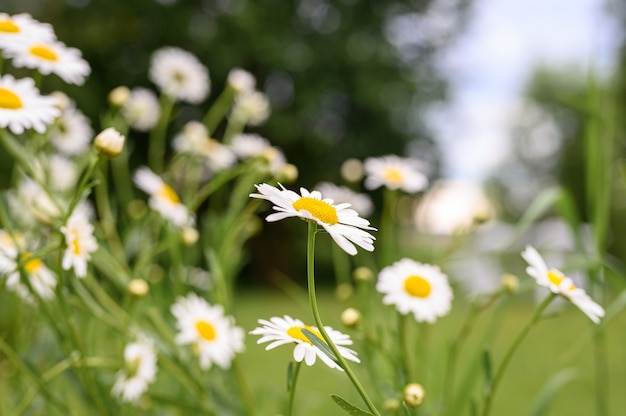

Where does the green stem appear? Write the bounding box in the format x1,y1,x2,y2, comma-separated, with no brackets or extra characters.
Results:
481,293,556,416
202,87,236,134
149,94,175,174
399,313,412,385
66,153,100,221
306,221,380,415
288,361,302,416
380,188,397,265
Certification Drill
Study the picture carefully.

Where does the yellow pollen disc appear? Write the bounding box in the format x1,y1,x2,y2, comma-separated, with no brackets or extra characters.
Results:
292,197,338,225
195,320,217,341
0,19,19,33
0,87,23,110
29,45,59,62
404,275,432,298
72,237,82,255
383,167,404,184
158,184,181,204
287,325,323,345
21,253,43,273
547,269,564,286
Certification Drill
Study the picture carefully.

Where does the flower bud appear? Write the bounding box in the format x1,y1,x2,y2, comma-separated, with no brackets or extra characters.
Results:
340,307,361,328
341,158,364,183
95,127,125,157
278,163,299,183
501,273,519,294
109,86,130,107
335,283,354,301
182,227,199,246
403,383,425,407
383,398,401,412
128,279,149,297
353,266,374,283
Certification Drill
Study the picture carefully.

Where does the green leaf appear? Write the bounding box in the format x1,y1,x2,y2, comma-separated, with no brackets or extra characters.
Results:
301,328,340,367
330,394,374,416
529,368,578,416
401,401,411,416
505,187,563,247
482,348,492,398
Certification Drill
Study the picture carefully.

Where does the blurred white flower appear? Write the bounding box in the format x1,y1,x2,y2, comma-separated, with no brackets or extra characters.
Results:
231,133,286,174
172,122,236,172
364,155,427,193
133,167,193,227
231,90,270,126
121,87,160,131
315,182,373,217
60,204,98,278
149,47,209,104
9,178,61,225
227,68,256,93
0,74,60,135
49,155,79,191
50,104,93,155
111,339,158,403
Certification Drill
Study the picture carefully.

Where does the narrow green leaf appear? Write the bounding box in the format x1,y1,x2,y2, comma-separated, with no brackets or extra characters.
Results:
301,328,340,366
505,187,563,247
330,394,374,416
482,348,492,398
401,401,411,416
529,368,578,416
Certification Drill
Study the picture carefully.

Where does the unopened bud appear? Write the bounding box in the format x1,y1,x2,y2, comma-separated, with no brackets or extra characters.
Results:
383,398,401,412
278,163,298,183
341,158,364,183
95,127,125,157
403,383,425,407
51,91,70,111
341,307,361,328
109,86,130,107
128,279,149,297
335,283,353,301
182,227,199,246
353,266,374,283
501,273,519,294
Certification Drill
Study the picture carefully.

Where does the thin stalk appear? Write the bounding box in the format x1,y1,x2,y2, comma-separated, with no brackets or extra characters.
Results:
306,221,380,416
288,361,302,416
66,153,100,220
202,87,236,133
149,94,175,173
399,313,412,385
481,293,556,416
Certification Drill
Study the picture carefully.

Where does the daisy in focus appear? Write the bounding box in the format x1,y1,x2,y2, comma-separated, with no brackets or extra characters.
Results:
133,167,194,227
0,74,60,134
149,47,209,104
0,13,55,46
249,183,376,256
376,258,453,323
171,293,245,370
3,38,90,85
521,245,604,324
250,315,360,370
111,339,158,403
60,204,98,278
363,155,428,193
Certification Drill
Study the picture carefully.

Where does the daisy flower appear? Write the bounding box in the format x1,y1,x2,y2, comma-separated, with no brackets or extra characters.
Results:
171,293,245,370
172,122,236,171
250,183,376,256
363,155,428,193
3,38,90,85
521,245,604,323
9,178,61,226
111,339,158,403
133,167,194,227
0,74,60,135
250,315,360,370
231,90,270,126
315,182,374,217
231,133,286,174
149,47,209,104
227,68,256,93
49,104,93,155
60,204,98,278
0,13,55,46
121,87,160,131
48,155,79,192
376,258,453,323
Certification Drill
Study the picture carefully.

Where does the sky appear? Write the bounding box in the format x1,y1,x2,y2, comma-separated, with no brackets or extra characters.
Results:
429,0,621,180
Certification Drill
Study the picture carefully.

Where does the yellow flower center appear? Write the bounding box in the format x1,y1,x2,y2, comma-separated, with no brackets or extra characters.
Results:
0,87,23,110
404,275,432,298
29,44,59,62
21,253,43,274
383,166,404,185
287,325,323,345
195,320,217,341
72,236,82,255
547,269,576,291
157,183,181,204
0,19,19,33
292,197,338,225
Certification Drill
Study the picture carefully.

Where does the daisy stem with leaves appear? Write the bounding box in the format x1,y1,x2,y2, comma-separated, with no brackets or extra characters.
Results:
481,292,556,416
306,221,380,416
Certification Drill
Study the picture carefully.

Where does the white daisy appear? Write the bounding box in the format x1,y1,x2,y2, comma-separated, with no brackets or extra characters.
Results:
0,13,55,46
3,38,90,85
0,74,60,135
250,183,376,256
121,87,160,131
111,339,158,403
250,315,360,370
172,122,236,171
149,47,209,104
49,104,93,155
133,167,193,227
60,204,98,278
48,154,79,192
315,182,374,217
376,258,453,323
363,155,428,193
227,68,256,93
9,178,61,226
231,134,287,175
171,293,245,370
230,90,270,126
521,245,604,323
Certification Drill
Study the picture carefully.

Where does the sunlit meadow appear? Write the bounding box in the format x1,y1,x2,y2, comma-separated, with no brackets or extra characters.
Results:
0,12,625,416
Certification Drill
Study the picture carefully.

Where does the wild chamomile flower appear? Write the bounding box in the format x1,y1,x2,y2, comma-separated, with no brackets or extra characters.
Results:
3,38,90,85
250,183,376,256
9,178,61,226
231,134,286,174
231,90,270,126
50,103,93,155
0,13,55,46
227,68,256,93
111,339,158,403
0,74,60,135
121,87,160,131
133,167,194,227
48,155,79,192
60,204,98,278
250,315,360,370
315,182,374,217
376,258,453,323
521,245,604,323
171,293,245,370
364,155,428,193
172,122,236,171
149,47,209,104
